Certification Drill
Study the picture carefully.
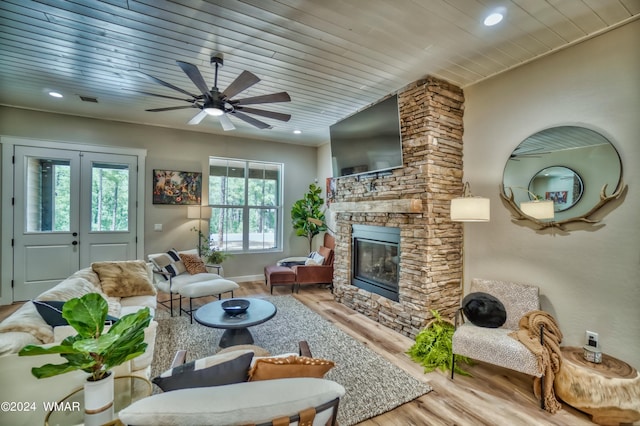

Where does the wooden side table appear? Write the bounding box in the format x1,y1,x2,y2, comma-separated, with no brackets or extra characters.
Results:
554,347,640,426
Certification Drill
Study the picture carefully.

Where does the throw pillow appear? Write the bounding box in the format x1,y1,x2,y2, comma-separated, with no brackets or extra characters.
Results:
462,292,507,328
149,249,187,277
248,355,335,381
153,350,254,392
179,253,208,274
33,300,119,327
310,252,325,265
92,260,156,298
318,246,333,265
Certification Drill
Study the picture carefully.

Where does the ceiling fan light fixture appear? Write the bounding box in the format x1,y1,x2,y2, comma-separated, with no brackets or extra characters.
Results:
204,107,224,116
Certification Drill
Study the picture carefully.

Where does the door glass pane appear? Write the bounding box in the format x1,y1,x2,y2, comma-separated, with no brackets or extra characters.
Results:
91,163,129,231
25,158,71,232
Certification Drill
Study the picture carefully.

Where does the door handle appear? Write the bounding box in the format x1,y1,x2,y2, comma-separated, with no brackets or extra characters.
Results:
72,241,78,246
72,232,78,237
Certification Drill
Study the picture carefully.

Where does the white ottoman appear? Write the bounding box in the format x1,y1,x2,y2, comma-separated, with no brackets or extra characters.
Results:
179,279,240,323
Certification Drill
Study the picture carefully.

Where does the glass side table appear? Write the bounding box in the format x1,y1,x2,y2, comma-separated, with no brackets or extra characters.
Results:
45,375,152,426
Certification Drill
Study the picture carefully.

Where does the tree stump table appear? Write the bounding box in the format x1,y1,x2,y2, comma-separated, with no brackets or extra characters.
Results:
554,347,640,425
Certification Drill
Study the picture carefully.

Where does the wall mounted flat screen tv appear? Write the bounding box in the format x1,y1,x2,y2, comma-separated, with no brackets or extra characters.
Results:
330,94,403,178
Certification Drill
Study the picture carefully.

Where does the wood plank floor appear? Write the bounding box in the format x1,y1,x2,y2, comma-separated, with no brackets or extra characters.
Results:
1,281,599,425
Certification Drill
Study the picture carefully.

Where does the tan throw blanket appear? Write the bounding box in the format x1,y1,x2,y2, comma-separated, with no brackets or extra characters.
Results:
509,310,563,413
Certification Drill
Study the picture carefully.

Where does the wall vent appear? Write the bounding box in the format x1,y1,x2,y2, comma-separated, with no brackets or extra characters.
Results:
79,95,98,103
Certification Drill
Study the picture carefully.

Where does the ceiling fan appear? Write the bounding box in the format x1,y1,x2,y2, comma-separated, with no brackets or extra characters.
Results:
131,54,291,131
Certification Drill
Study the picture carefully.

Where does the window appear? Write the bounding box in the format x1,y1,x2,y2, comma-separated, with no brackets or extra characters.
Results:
208,157,282,252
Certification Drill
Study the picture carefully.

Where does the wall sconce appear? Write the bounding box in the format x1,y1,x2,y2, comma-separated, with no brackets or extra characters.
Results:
450,182,490,222
506,187,554,220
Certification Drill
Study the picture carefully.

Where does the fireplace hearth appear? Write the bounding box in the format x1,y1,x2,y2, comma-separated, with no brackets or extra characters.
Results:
352,224,400,301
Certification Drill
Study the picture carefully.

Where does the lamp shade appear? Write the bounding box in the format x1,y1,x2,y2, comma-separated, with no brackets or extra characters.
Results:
187,206,200,219
187,206,212,219
520,200,554,219
450,197,490,222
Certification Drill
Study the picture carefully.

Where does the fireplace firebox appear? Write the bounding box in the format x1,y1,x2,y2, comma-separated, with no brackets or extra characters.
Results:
352,224,400,301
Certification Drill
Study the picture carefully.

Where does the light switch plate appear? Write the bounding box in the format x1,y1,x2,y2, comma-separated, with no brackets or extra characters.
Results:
154,224,162,231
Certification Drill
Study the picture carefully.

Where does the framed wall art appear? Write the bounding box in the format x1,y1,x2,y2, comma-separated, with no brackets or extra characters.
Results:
153,169,202,205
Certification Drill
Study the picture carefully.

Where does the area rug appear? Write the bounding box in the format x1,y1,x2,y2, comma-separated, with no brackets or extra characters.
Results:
151,295,431,425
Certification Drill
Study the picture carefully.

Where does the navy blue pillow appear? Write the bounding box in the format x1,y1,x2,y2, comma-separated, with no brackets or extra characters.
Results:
462,292,507,328
33,300,119,327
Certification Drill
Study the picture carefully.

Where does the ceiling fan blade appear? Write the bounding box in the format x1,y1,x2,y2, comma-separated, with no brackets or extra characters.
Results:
232,111,272,129
222,71,260,99
130,70,199,98
219,114,236,131
188,110,208,125
146,105,198,112
237,107,291,122
176,61,211,98
233,92,291,106
136,91,199,102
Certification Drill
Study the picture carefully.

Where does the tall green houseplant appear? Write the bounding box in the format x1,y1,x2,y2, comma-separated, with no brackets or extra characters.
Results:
291,183,326,253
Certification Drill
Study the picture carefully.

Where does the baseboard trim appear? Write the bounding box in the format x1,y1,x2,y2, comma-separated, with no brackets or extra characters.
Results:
227,274,264,283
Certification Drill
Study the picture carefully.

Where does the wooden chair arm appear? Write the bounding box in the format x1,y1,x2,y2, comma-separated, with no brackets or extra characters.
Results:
170,350,187,368
298,341,312,357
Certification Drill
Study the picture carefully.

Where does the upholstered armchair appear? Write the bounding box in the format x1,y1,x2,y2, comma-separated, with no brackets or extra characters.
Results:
451,278,546,408
291,233,335,291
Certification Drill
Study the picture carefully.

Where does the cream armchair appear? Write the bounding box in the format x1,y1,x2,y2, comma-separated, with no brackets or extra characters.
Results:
451,278,545,408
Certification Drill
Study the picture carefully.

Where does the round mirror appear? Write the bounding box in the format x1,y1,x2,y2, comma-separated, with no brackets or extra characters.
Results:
528,166,584,212
503,126,622,223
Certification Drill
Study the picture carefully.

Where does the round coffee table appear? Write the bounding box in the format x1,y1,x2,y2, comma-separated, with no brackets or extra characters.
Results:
194,298,277,348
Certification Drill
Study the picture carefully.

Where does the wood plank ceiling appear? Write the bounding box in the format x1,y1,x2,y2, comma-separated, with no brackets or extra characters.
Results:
0,0,638,146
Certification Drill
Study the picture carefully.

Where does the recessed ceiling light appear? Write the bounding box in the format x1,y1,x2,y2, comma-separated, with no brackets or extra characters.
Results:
293,130,302,134
48,91,63,98
484,12,503,26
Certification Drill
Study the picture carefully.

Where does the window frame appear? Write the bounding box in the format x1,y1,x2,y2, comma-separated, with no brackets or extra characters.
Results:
208,156,283,254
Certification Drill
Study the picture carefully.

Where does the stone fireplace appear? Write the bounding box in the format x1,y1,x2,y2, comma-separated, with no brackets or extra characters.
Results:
330,76,465,339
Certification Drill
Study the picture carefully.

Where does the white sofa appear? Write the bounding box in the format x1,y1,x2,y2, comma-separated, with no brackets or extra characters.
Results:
0,262,158,426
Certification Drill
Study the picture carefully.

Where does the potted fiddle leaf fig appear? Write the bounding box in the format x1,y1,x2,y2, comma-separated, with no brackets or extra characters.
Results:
291,183,326,253
19,293,151,381
19,293,151,423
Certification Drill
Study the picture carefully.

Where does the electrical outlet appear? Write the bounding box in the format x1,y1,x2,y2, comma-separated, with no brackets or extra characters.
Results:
586,330,599,348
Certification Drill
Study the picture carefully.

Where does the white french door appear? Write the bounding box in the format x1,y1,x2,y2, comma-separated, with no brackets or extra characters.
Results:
13,146,138,300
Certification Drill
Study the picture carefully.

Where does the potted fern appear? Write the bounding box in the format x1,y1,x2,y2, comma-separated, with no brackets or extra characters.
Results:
407,310,473,376
19,293,151,424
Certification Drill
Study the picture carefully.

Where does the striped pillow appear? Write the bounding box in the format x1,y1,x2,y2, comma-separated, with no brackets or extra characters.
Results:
149,249,186,277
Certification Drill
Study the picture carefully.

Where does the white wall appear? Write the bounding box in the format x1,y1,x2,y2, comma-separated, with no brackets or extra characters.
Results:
0,108,318,281
463,20,640,367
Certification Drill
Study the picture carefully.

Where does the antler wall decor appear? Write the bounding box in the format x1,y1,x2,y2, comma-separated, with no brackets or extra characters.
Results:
500,180,626,230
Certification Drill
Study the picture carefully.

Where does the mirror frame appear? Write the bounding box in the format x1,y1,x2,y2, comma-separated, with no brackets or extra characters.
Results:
500,126,626,230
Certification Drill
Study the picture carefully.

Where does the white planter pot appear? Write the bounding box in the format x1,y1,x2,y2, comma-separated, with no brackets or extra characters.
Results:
84,372,114,426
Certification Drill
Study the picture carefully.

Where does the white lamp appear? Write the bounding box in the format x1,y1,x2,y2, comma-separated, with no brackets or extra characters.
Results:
450,182,490,293
520,199,554,220
450,182,490,222
508,187,555,220
187,206,212,255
